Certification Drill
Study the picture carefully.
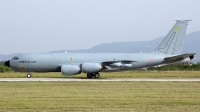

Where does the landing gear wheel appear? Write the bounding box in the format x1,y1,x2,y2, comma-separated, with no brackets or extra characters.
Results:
87,73,92,78
27,73,32,78
94,73,100,78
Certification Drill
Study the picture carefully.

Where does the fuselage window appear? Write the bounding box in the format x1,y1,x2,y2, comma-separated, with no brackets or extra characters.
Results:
19,61,36,63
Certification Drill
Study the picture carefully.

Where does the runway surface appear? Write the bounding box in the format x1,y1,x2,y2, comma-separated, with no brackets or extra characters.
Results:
0,78,200,82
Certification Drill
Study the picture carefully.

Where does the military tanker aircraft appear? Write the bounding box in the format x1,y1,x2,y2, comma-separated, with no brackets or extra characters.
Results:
5,20,195,78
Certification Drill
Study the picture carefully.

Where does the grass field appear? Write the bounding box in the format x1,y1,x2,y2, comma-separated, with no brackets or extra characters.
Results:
0,81,200,112
1,70,200,78
0,71,200,111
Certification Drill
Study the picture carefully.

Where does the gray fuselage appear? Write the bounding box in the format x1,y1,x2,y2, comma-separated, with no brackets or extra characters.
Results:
10,53,166,72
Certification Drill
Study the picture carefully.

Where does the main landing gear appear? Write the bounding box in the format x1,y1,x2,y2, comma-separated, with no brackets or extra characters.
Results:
27,72,32,78
87,73,100,78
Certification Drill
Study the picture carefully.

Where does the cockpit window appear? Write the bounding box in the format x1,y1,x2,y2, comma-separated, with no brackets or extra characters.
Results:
12,56,19,60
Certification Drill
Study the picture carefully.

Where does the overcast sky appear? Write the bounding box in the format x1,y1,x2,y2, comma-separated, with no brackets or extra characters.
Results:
1,0,200,54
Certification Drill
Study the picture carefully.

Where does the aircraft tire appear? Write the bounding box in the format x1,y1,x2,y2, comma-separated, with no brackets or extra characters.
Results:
94,73,100,78
87,73,92,78
27,73,31,78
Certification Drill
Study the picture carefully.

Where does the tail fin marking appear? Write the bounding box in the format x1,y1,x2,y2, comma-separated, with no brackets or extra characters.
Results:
151,20,190,55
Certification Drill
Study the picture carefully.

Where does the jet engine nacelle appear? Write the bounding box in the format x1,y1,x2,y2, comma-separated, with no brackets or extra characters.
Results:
61,65,81,75
81,62,102,73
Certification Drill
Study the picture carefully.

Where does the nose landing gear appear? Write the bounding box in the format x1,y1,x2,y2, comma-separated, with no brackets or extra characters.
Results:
27,72,32,78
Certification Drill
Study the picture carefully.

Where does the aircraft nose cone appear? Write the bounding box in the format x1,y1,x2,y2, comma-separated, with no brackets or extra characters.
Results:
4,60,10,67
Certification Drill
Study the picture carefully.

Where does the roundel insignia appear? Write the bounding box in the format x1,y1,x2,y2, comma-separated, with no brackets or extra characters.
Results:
69,56,73,63
150,58,154,62
174,26,179,31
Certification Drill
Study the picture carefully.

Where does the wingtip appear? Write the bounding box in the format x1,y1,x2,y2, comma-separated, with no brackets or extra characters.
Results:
167,20,192,22
176,20,192,22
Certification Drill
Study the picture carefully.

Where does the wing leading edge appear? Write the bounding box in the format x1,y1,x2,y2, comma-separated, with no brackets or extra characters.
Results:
102,60,137,65
101,60,137,68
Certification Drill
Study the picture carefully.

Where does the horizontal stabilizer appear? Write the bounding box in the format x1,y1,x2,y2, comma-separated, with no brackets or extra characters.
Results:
164,53,196,61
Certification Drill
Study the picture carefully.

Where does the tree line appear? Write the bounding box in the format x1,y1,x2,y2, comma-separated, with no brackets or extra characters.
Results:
0,65,13,72
148,63,200,71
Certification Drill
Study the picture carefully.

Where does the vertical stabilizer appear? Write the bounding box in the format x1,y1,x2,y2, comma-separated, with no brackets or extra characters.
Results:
151,20,190,55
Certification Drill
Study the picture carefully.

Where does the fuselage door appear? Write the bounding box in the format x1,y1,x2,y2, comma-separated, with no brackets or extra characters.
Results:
19,65,26,72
